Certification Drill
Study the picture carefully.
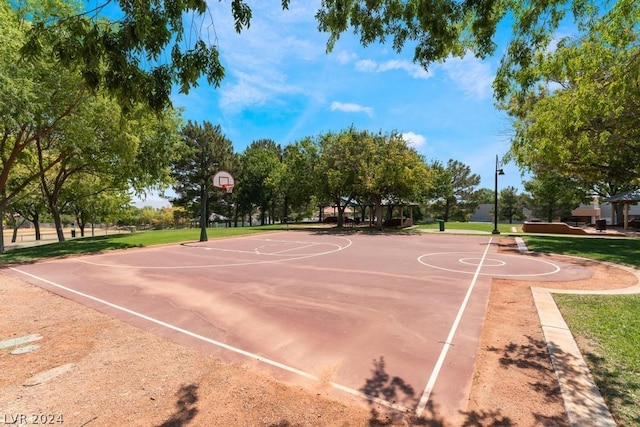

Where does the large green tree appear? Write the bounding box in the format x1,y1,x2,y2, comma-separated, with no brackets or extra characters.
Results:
237,140,283,226
1,2,180,250
360,131,432,230
280,138,320,221
17,0,281,111
523,171,588,222
170,121,235,240
430,159,480,222
498,186,527,224
32,96,180,242
498,0,640,193
315,128,366,228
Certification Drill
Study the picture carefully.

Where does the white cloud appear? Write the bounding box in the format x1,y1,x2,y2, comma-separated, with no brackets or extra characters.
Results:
330,101,374,117
355,59,433,79
440,53,494,99
204,1,325,114
401,132,427,148
335,50,358,65
219,70,304,113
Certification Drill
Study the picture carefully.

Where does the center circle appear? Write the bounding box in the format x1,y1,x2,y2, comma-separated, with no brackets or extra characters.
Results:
459,257,506,267
417,252,563,277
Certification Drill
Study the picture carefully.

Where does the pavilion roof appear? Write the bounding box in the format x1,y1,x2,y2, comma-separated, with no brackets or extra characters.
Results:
604,189,640,203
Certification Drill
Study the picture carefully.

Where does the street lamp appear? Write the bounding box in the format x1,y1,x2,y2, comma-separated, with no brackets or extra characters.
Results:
492,154,505,235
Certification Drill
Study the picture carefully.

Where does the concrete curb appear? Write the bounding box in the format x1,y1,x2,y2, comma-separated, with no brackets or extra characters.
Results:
515,237,640,426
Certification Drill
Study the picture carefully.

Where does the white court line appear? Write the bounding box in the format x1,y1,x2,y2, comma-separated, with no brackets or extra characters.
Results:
418,252,561,277
78,237,353,269
415,238,493,417
9,266,408,413
269,242,321,255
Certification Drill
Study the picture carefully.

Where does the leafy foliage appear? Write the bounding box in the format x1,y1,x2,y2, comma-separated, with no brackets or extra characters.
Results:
498,186,527,223
523,171,588,222
15,0,291,111
170,121,236,219
429,159,480,222
498,0,640,192
316,0,505,68
236,139,283,225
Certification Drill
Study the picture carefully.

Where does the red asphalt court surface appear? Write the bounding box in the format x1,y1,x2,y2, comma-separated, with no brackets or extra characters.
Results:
8,231,592,423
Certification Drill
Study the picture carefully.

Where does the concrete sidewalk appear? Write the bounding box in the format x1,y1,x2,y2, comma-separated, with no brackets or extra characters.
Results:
517,237,640,427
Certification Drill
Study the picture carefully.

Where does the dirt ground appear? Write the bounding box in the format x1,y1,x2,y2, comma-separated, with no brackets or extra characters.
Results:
1,237,636,426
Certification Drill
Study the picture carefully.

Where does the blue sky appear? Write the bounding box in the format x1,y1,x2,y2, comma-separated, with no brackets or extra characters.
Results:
139,1,526,207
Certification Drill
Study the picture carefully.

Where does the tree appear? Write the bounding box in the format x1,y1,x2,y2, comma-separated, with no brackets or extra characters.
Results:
32,95,180,242
170,121,235,240
523,171,588,222
61,175,132,237
237,140,283,226
430,159,480,222
280,138,319,220
309,128,432,229
360,131,432,230
473,188,495,205
20,0,616,115
1,2,85,214
16,0,293,111
498,186,526,224
314,128,366,228
317,0,504,68
1,3,180,251
497,1,640,190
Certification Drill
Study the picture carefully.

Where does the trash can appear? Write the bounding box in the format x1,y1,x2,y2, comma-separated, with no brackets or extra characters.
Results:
71,230,76,237
595,219,606,231
438,220,445,232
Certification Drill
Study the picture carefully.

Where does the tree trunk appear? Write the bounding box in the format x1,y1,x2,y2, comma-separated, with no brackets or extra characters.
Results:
444,199,451,222
374,196,383,230
335,199,344,227
0,208,4,253
33,213,41,240
51,206,65,242
11,218,27,243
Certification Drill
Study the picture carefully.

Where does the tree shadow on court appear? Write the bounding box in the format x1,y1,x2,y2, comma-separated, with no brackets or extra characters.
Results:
359,357,515,426
157,384,199,427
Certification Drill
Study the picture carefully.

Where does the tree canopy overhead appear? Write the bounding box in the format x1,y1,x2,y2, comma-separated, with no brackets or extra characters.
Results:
16,0,614,113
499,0,640,193
17,0,291,111
316,0,504,66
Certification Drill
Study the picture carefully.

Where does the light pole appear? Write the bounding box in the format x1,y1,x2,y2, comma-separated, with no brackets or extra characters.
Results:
492,154,505,235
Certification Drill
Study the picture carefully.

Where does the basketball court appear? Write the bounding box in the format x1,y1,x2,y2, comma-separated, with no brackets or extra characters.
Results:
8,231,592,423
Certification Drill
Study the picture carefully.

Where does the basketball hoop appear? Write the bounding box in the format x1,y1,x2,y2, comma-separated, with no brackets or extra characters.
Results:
213,170,235,194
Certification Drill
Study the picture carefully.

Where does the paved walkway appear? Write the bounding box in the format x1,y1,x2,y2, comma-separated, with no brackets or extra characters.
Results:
517,237,640,427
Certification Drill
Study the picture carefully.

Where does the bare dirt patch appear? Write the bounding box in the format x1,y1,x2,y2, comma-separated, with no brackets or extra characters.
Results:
1,237,636,426
466,238,637,426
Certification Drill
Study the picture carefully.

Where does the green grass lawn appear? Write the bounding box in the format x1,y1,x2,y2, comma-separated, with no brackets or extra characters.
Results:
416,221,518,233
524,235,640,426
554,294,640,426
523,235,640,268
0,226,281,264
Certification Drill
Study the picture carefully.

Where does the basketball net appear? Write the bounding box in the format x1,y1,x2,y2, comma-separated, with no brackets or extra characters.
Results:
221,184,234,194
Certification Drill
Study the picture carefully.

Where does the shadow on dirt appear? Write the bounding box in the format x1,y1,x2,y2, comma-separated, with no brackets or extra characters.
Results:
487,335,569,426
360,357,514,426
157,384,199,427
